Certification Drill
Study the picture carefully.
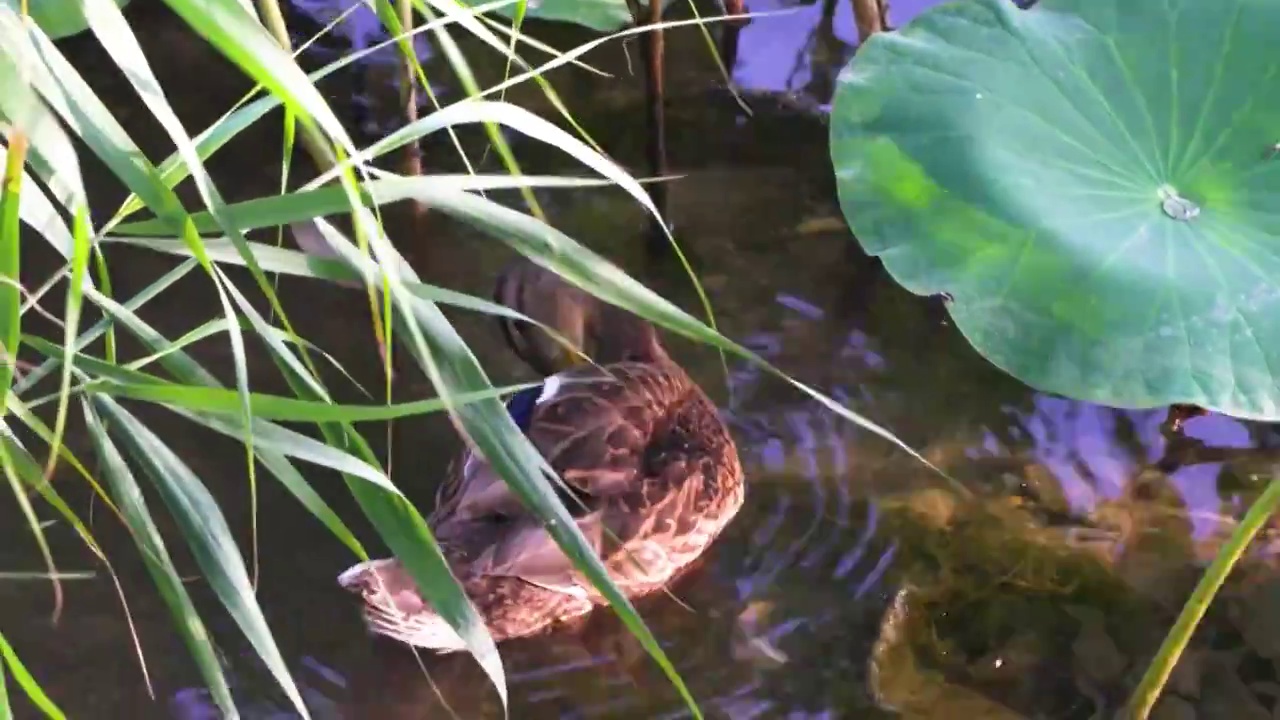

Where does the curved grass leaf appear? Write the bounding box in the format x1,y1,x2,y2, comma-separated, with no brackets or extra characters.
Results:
297,208,515,707
21,320,372,409
0,48,74,621
0,629,63,720
41,206,92,484
79,0,331,592
0,652,8,720
92,396,310,718
22,333,538,420
183,401,409,497
103,231,590,376
108,0,576,225
20,0,132,40
158,0,356,155
112,174,619,237
99,378,539,422
81,400,235,717
102,234,562,334
302,98,721,355
0,98,23,408
410,0,605,157
0,144,73,258
0,12,89,217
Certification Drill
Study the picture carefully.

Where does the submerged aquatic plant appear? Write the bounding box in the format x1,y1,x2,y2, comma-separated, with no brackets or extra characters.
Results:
0,0,932,717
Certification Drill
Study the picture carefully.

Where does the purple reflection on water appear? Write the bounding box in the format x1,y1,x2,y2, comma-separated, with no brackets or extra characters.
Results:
1020,396,1254,540
731,0,954,96
291,0,433,65
1169,412,1253,538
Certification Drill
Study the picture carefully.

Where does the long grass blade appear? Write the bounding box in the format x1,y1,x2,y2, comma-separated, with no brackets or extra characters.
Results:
309,209,518,705
0,116,23,409
101,376,538,422
40,203,91,488
0,65,72,620
0,629,63,720
23,333,538,419
103,233,571,337
81,400,236,717
0,650,9,720
112,175,617,237
93,396,310,718
159,0,356,154
21,319,373,408
0,144,73,258
107,0,554,224
0,12,89,218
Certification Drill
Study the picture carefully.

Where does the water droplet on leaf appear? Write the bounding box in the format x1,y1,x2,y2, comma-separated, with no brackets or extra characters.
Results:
1158,185,1200,221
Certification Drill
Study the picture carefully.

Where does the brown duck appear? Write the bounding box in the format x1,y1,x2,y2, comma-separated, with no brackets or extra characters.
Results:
338,259,745,650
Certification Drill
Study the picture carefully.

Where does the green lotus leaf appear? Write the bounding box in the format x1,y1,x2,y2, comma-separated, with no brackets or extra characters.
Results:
830,0,1280,419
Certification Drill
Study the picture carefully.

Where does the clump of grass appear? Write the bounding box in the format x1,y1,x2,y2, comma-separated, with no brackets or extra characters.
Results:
1,1,935,718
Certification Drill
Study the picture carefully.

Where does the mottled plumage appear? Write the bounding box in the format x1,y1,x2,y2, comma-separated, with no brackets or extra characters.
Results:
338,260,744,650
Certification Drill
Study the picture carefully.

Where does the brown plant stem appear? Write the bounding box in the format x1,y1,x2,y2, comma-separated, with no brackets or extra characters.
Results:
628,0,670,255
851,0,888,43
397,0,426,222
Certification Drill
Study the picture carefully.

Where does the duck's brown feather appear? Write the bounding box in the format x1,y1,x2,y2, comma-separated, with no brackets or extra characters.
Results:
429,360,742,600
338,259,744,650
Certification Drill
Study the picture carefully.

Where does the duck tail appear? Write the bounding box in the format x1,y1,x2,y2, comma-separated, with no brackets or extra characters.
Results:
337,558,469,652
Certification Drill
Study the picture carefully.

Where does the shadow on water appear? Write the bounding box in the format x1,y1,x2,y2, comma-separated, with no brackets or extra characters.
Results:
10,0,1280,718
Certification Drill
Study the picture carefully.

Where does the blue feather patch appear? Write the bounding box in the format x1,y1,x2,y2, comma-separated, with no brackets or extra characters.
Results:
505,383,543,432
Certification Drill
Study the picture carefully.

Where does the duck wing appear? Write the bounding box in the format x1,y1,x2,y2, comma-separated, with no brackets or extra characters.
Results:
430,362,696,594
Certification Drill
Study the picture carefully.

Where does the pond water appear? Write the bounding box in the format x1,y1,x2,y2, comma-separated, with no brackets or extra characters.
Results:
8,1,1280,718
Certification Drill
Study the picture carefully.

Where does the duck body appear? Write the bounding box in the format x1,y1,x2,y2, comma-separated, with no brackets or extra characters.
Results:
338,261,744,650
